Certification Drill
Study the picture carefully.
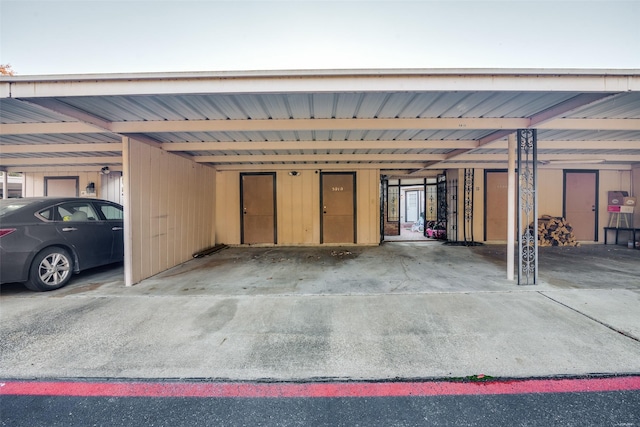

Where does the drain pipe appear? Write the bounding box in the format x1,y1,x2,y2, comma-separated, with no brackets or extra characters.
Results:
507,133,516,281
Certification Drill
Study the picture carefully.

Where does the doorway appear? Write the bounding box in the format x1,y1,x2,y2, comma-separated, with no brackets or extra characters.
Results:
564,170,598,241
382,178,436,242
321,172,356,244
240,173,276,244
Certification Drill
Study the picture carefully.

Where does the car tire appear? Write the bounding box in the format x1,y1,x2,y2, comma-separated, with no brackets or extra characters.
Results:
25,247,73,292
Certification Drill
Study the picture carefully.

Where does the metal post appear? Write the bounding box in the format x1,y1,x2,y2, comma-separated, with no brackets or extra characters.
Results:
517,129,538,285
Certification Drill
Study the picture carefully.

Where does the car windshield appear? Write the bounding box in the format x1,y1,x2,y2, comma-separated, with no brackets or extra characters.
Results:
0,199,36,217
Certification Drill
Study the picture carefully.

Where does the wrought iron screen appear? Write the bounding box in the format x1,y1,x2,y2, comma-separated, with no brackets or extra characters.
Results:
517,129,538,285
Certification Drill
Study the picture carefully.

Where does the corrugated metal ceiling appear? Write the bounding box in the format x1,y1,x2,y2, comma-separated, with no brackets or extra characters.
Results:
1,71,639,173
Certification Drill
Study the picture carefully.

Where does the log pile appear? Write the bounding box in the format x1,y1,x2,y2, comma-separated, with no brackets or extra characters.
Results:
534,215,579,247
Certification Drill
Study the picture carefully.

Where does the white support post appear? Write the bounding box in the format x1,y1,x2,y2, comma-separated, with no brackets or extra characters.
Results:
122,137,134,287
507,134,516,280
2,172,7,199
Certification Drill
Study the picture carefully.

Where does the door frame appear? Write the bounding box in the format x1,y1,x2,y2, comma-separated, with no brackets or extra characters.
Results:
563,169,599,242
320,171,357,244
240,172,277,244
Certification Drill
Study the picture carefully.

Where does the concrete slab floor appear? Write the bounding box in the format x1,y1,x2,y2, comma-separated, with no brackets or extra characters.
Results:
1,243,638,381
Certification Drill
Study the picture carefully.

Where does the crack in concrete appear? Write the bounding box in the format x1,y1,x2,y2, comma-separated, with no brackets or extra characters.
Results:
537,291,640,344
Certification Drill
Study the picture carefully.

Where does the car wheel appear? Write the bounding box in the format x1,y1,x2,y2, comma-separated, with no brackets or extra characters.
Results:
25,247,73,291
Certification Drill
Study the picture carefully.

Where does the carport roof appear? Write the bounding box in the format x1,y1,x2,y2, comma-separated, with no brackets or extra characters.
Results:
1,68,639,176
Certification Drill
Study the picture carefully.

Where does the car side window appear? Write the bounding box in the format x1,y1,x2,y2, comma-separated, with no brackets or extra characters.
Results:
97,203,123,220
56,202,98,222
38,208,54,221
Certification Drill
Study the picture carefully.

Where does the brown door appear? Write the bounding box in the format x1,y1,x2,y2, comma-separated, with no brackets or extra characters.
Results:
564,171,598,241
241,173,276,244
485,171,508,241
322,173,356,244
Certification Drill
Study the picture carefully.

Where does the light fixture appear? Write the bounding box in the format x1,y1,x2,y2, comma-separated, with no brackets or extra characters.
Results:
288,171,299,176
86,182,95,193
100,166,110,175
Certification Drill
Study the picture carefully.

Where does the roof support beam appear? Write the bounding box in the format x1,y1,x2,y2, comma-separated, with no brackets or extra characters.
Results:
452,153,640,162
161,140,478,151
111,118,531,133
0,143,121,153
213,163,426,171
0,156,122,167
487,140,640,150
3,117,638,136
195,154,447,163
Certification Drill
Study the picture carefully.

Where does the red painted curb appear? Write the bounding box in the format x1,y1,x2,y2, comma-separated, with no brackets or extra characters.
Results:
1,376,639,398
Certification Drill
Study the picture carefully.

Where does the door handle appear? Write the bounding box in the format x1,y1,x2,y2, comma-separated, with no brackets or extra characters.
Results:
112,227,124,231
62,227,77,232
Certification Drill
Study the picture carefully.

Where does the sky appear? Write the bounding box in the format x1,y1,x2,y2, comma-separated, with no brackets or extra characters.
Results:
1,0,639,76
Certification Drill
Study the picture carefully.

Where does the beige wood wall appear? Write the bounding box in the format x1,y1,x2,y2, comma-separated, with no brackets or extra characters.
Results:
475,168,633,243
215,169,380,245
598,169,633,235
24,171,101,198
124,138,216,285
633,165,640,228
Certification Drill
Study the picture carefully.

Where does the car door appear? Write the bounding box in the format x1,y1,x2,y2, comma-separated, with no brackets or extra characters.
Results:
53,201,114,270
93,200,124,262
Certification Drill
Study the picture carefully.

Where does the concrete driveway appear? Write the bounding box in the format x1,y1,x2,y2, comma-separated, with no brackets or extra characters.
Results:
1,243,639,381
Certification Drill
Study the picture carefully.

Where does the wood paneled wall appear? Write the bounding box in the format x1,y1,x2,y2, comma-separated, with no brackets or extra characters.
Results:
355,169,380,245
215,169,380,246
277,170,321,245
124,138,216,285
24,171,100,197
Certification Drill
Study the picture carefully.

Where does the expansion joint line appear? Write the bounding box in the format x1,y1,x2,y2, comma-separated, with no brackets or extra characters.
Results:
537,292,640,344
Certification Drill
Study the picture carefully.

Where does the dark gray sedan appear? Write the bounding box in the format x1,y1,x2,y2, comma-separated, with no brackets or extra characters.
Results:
0,197,124,291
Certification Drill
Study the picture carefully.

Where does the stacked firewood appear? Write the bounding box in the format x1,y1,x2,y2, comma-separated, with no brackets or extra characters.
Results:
533,215,579,247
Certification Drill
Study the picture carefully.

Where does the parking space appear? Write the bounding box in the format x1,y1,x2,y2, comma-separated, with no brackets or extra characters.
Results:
1,243,639,381
2,243,639,298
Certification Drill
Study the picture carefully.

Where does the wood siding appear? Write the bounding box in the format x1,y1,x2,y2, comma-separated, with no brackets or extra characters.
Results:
215,169,379,245
24,171,100,198
355,169,380,245
124,137,215,285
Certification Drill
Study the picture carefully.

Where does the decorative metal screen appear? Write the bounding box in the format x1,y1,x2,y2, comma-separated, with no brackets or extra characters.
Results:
387,185,400,222
463,168,474,244
517,129,538,285
436,174,447,224
447,175,457,242
426,184,437,221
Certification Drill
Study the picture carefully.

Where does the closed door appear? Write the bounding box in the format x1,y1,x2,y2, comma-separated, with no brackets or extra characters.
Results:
485,171,508,241
564,171,598,241
241,173,276,244
322,173,356,244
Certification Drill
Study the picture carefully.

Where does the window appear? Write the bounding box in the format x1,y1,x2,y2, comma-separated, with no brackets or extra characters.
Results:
52,202,98,222
97,203,123,220
387,185,400,222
